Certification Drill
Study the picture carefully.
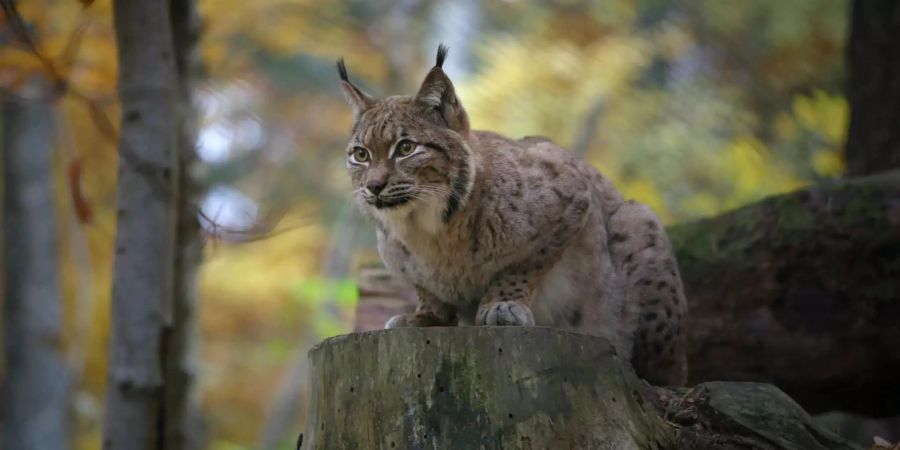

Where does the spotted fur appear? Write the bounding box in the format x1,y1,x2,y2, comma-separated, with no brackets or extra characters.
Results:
338,46,688,385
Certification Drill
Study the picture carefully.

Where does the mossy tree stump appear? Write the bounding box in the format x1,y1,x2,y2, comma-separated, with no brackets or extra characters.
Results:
304,327,670,449
303,327,861,450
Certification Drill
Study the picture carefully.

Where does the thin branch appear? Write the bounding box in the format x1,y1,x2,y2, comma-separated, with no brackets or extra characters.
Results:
570,96,606,158
57,15,93,70
1,0,67,94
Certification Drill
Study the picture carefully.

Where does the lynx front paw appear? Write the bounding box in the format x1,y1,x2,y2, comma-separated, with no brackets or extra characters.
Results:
384,314,408,329
384,311,457,328
476,301,535,326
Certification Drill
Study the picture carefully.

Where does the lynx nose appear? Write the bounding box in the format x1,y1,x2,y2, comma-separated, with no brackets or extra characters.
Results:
366,180,387,195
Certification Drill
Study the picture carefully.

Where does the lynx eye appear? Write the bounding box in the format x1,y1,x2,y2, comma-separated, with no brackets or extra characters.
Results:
395,140,416,157
351,147,370,163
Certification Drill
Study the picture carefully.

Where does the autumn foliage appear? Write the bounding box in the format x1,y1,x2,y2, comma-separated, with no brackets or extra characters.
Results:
2,0,852,448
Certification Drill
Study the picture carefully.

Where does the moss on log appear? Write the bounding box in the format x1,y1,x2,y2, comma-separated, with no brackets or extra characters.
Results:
303,327,860,450
660,383,861,450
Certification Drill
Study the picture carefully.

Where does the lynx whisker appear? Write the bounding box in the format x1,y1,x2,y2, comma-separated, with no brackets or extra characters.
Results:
415,185,462,202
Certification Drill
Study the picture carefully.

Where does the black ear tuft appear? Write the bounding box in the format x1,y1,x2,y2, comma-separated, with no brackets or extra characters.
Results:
436,44,449,68
337,58,349,82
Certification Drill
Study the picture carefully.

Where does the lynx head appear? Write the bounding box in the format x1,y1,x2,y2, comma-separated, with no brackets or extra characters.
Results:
338,45,474,234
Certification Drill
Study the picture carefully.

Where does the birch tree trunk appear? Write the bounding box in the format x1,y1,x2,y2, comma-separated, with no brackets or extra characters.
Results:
1,85,70,450
163,0,205,448
103,1,179,448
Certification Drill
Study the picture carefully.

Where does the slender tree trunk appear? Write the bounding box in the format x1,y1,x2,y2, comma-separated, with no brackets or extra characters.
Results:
428,0,481,81
103,1,179,448
844,0,900,176
570,97,606,158
258,205,363,450
163,0,204,449
380,0,419,93
258,346,312,450
1,86,70,450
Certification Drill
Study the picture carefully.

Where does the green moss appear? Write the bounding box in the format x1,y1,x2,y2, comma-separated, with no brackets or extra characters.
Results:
668,174,898,267
703,382,861,450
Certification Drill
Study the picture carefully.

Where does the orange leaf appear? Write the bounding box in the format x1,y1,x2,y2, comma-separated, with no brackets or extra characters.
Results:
67,158,93,224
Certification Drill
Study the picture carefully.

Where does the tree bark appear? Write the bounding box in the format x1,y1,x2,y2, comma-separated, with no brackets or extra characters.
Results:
304,327,859,450
163,0,204,449
353,171,900,418
103,1,179,448
844,0,900,176
670,170,900,417
1,87,70,450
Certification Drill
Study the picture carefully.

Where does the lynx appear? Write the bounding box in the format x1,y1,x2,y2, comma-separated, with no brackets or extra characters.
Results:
338,46,688,385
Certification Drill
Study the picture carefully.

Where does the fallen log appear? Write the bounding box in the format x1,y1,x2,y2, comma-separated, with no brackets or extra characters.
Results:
670,170,900,416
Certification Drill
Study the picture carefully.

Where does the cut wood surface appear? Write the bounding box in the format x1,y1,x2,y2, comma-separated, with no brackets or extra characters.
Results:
303,327,860,449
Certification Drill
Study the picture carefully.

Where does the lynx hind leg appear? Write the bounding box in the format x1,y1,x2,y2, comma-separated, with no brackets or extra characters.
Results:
608,200,688,386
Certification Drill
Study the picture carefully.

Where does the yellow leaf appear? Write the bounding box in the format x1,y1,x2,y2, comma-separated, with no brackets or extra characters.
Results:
812,148,844,178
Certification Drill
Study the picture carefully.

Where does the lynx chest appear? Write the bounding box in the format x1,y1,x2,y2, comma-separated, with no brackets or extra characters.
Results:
376,232,496,307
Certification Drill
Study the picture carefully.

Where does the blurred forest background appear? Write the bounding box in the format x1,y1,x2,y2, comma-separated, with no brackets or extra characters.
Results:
0,0,858,449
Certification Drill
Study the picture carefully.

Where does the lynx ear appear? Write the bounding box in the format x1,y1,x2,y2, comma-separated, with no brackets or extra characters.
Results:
337,58,376,122
413,45,469,134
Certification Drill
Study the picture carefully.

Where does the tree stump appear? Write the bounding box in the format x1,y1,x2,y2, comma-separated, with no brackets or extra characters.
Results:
303,327,863,449
303,327,671,449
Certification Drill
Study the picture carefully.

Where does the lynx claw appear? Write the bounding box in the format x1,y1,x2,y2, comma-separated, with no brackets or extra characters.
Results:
476,301,535,326
384,314,407,329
